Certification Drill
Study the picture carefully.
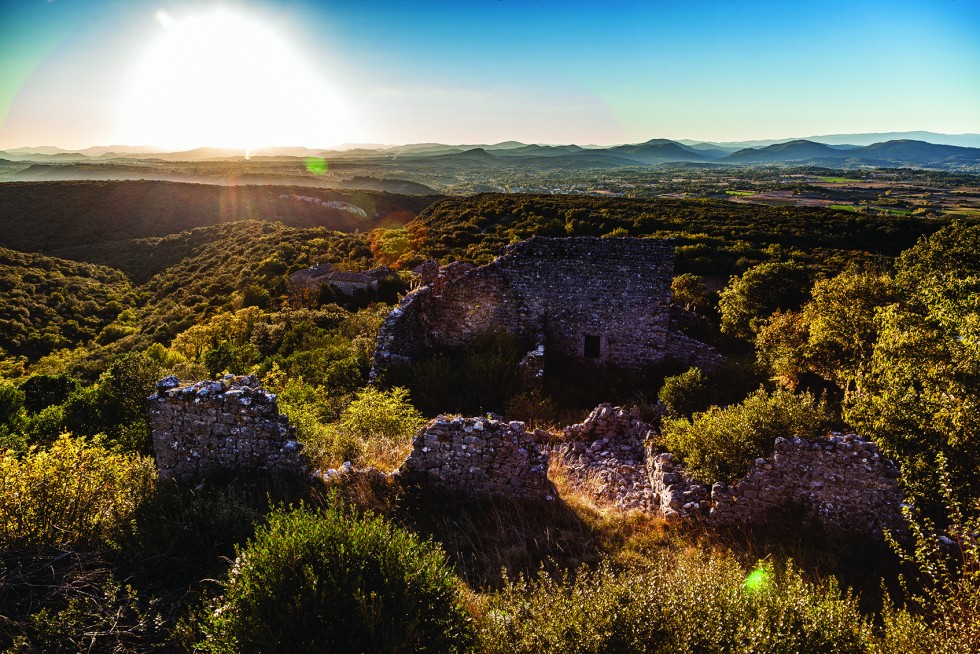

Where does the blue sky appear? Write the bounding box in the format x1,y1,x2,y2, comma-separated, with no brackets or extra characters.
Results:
1,0,978,149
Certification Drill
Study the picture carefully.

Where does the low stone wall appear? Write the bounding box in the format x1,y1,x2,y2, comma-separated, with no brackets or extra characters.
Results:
646,433,904,536
146,378,904,537
400,416,555,500
551,403,657,511
148,375,305,481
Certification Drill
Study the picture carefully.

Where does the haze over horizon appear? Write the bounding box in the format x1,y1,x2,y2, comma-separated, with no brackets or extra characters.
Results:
1,0,978,151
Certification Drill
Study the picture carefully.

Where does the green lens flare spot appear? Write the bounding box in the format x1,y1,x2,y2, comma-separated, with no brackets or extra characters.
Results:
305,157,327,174
743,566,769,593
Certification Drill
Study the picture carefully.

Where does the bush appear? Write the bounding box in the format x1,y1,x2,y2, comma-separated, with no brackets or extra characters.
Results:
0,435,156,549
658,367,709,418
18,374,78,414
477,551,869,653
662,387,830,483
332,386,426,468
0,382,24,429
196,505,474,653
872,458,980,653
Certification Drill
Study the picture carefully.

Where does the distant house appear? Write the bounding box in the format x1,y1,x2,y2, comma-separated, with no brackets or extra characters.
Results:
289,263,399,297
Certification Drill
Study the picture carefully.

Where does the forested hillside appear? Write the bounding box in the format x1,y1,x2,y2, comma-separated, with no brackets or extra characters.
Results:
0,180,438,265
0,247,133,359
2,184,979,651
408,194,947,277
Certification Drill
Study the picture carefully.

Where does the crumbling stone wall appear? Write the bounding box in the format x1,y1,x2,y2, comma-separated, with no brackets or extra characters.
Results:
400,416,555,500
374,237,722,378
550,404,657,511
646,433,904,536
148,375,305,481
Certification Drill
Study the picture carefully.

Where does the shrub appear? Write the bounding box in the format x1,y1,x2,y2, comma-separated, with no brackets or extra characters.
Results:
333,386,426,468
0,435,156,549
477,551,869,654
196,505,474,653
18,373,79,414
662,387,829,483
0,382,24,428
658,366,709,418
872,457,980,653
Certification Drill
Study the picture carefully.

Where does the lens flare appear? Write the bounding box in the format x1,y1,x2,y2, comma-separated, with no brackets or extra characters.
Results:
305,157,328,174
743,566,769,593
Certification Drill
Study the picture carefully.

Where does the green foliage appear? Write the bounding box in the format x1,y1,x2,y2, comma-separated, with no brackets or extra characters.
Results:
893,221,980,292
388,332,525,416
718,260,811,339
413,194,939,279
203,341,260,377
662,387,830,483
756,268,898,389
478,552,869,654
671,272,712,313
2,565,160,654
196,505,474,653
874,458,980,653
0,435,155,550
658,367,710,418
846,225,980,508
18,374,79,414
0,382,24,428
0,247,134,360
332,386,426,468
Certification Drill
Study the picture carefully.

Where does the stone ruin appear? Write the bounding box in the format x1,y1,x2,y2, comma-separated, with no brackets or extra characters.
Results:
548,404,658,512
373,236,722,380
147,375,903,536
148,375,305,481
551,404,904,536
400,415,555,501
647,433,904,535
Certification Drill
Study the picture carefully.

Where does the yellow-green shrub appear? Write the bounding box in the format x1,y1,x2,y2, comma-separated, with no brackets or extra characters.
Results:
0,434,155,549
196,505,474,653
478,552,869,654
662,387,829,483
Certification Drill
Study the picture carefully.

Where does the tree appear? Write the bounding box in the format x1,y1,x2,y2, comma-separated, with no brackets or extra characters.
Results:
718,261,811,340
671,273,712,313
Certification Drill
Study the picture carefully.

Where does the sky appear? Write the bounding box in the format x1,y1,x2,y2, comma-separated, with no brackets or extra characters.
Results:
0,0,978,150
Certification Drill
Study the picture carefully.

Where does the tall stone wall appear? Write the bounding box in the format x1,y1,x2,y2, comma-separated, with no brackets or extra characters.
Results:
148,375,305,481
400,416,555,500
373,236,721,376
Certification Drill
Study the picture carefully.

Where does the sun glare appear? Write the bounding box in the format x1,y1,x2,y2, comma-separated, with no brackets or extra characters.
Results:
123,8,351,152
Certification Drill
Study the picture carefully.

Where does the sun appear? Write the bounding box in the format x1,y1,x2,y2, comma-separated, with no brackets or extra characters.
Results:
123,8,350,152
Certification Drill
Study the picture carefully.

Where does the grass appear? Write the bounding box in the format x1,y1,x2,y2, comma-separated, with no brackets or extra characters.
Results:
725,190,756,196
830,204,859,212
818,176,863,183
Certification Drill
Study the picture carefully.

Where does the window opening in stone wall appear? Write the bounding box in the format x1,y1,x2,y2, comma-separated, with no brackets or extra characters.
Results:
584,334,601,358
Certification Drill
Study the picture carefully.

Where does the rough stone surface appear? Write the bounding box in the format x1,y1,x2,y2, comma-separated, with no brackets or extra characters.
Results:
148,378,904,537
645,432,904,536
148,375,306,481
548,403,658,511
401,416,555,500
373,237,722,379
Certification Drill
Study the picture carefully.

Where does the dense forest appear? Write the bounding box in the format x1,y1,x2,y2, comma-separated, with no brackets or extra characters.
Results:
2,182,979,651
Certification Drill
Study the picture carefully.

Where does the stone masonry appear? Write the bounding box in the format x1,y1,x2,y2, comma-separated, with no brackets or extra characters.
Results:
646,432,904,536
549,403,658,512
373,236,722,378
400,415,555,501
148,375,305,481
146,376,903,536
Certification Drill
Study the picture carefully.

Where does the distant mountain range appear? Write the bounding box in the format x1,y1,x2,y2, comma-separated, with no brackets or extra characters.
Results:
2,131,980,170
